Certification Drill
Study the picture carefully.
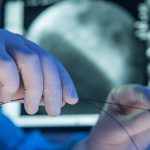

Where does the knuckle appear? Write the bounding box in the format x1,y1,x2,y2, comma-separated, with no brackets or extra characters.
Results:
26,50,39,60
0,63,19,91
41,51,54,61
40,49,50,57
21,50,40,64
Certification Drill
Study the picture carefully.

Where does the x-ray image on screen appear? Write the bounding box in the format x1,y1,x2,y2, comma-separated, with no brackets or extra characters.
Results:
2,0,147,127
24,0,147,115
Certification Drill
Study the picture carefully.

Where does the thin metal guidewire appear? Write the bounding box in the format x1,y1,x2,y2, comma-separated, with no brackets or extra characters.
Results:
0,97,149,149
80,97,150,111
0,97,150,111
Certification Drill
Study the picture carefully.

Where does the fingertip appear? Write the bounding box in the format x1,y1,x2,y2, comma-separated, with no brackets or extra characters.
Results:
64,89,79,105
71,89,79,104
55,58,78,105
24,101,39,115
46,107,61,117
25,107,38,115
67,97,79,105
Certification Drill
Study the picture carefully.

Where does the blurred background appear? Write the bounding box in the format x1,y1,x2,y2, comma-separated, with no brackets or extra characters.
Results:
0,0,148,142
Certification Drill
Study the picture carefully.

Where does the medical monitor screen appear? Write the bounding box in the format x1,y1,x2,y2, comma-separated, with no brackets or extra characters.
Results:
2,0,147,127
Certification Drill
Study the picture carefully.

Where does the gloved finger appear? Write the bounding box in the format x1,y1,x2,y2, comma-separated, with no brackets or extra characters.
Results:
22,38,66,116
41,53,62,116
55,58,78,105
0,40,19,103
107,84,150,115
90,110,150,147
10,45,43,115
106,85,150,137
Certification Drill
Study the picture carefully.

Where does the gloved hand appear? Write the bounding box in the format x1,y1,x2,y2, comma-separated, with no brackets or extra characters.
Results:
73,84,150,150
0,29,78,116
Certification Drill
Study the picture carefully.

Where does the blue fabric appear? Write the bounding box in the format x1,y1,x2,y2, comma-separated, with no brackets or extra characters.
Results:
147,145,150,150
0,111,87,150
0,111,24,150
